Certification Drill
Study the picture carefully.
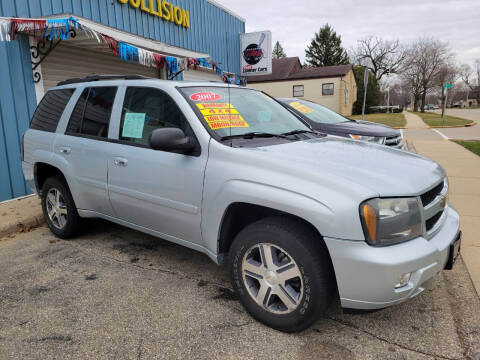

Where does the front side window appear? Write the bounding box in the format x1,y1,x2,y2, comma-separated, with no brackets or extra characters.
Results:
322,83,334,96
119,87,192,147
30,89,74,132
293,85,304,97
66,87,117,138
179,87,310,139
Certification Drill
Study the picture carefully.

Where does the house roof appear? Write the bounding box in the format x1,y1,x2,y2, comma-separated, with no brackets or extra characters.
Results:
248,57,352,83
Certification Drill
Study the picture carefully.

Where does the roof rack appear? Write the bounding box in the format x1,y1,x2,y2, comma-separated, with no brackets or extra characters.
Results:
57,74,151,86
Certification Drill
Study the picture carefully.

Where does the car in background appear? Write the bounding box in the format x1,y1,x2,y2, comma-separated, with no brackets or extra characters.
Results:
278,98,404,149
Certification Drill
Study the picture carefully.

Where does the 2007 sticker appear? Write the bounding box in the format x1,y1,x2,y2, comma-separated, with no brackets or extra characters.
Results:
190,92,222,101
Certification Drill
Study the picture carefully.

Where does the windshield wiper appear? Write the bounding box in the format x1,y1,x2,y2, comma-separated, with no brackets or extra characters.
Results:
281,129,315,136
220,132,289,141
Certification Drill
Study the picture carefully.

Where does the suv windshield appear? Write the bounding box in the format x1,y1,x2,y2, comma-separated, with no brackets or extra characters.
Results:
179,87,311,139
282,99,351,125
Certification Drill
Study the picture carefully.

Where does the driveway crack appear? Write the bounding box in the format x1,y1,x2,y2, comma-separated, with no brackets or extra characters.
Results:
325,316,462,360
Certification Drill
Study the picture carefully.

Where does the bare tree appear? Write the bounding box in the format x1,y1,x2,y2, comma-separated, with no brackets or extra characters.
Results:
352,36,407,81
460,64,475,90
403,37,450,112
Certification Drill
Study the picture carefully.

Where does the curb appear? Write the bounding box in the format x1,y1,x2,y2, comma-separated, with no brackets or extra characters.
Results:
0,215,45,239
427,121,476,128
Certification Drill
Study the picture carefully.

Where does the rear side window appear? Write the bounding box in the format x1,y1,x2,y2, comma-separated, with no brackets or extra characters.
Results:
30,89,74,132
66,87,117,138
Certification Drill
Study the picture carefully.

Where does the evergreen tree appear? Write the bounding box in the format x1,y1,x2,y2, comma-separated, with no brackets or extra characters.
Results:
305,24,349,67
352,66,380,115
272,41,287,59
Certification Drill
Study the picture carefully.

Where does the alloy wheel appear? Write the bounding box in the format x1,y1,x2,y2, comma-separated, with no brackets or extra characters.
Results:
45,188,68,229
242,243,303,314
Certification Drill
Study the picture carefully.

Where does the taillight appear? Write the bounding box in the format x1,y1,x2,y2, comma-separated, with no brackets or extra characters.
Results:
21,134,25,161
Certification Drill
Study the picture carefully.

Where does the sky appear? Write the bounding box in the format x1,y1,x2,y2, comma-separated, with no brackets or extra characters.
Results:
218,0,480,66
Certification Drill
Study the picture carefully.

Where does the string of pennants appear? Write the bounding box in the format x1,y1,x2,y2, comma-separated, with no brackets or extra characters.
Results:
0,16,246,85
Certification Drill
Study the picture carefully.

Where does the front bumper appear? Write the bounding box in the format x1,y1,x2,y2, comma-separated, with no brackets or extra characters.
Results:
324,205,460,310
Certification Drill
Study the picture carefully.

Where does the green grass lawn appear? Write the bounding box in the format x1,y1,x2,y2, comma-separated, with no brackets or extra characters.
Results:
413,112,474,127
453,140,480,156
349,112,407,128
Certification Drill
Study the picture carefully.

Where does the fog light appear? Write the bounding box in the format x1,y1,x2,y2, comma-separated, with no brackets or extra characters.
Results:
395,273,411,289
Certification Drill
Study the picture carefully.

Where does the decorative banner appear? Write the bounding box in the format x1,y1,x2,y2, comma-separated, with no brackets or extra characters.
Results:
240,30,272,76
0,16,247,85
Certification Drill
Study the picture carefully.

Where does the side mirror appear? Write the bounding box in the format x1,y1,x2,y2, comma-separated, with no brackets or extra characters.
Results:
149,128,195,154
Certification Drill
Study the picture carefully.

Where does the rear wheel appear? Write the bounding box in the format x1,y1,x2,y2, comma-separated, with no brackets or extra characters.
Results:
41,177,81,239
229,217,335,332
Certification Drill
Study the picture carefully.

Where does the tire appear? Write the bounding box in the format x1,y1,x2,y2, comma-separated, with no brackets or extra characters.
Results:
41,176,81,239
229,217,335,333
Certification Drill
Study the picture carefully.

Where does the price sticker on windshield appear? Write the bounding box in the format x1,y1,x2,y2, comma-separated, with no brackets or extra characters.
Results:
289,101,314,114
196,103,249,130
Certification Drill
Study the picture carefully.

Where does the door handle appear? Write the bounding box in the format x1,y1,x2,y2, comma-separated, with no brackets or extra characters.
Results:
113,157,128,167
58,146,71,154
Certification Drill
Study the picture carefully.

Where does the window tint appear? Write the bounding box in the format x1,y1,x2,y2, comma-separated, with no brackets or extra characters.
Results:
119,87,191,146
66,89,88,134
66,87,117,138
30,89,74,132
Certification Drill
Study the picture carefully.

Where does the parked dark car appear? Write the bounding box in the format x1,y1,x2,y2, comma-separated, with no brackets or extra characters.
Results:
278,98,404,149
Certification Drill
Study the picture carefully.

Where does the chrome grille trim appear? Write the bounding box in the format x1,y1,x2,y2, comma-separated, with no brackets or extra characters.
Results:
385,135,403,148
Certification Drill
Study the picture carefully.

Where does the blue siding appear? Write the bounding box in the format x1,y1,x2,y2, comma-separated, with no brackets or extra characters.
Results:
0,37,36,201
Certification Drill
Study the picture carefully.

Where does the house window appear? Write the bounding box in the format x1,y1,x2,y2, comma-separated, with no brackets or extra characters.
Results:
322,83,334,96
293,85,304,97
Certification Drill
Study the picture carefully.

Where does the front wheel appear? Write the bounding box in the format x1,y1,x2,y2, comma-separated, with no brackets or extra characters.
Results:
229,217,335,332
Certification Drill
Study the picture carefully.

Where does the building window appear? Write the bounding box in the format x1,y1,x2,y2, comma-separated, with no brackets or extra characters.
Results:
293,85,304,97
322,83,334,96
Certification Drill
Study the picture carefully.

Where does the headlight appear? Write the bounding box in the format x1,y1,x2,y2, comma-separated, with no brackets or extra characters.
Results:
360,197,422,246
350,134,386,144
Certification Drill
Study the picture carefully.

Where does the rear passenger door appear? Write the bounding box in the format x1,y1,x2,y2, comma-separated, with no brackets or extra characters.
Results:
107,86,208,245
55,86,117,215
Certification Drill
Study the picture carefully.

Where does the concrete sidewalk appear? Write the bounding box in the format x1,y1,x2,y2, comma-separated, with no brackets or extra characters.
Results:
0,195,43,240
405,112,480,296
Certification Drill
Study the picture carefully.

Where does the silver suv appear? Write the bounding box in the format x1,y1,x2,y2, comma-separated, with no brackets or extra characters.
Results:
22,75,461,332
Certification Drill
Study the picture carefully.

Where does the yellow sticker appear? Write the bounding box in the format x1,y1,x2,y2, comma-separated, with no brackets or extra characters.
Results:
196,103,249,130
199,108,239,116
208,120,249,130
196,103,234,109
289,101,314,114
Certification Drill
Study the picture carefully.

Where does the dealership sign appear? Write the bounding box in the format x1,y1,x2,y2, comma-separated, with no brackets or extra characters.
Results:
240,31,272,76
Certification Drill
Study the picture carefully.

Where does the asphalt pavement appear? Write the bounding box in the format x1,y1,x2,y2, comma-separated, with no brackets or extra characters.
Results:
1,222,479,360
431,109,480,140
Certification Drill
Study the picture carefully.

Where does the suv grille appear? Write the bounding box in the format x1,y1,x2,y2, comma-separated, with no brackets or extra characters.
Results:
426,210,444,231
385,135,403,148
421,182,444,206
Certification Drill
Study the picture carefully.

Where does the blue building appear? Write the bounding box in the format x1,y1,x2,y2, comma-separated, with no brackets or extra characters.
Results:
0,0,245,201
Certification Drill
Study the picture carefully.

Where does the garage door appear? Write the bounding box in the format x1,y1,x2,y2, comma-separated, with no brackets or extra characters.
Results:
183,68,222,82
41,43,160,92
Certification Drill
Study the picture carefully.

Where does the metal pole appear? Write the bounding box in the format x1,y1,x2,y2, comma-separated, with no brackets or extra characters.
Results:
362,68,368,121
442,87,448,126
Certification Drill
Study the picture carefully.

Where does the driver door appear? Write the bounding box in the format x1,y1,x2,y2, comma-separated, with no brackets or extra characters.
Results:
107,87,208,245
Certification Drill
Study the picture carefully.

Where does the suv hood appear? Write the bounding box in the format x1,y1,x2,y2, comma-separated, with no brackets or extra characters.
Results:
258,136,444,197
310,119,399,137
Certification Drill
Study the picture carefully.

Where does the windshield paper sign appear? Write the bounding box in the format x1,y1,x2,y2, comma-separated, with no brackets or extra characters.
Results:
289,102,314,114
240,31,272,77
190,92,222,101
196,103,249,130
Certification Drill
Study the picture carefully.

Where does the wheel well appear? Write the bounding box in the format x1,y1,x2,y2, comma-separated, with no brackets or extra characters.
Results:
34,163,67,196
218,203,327,256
